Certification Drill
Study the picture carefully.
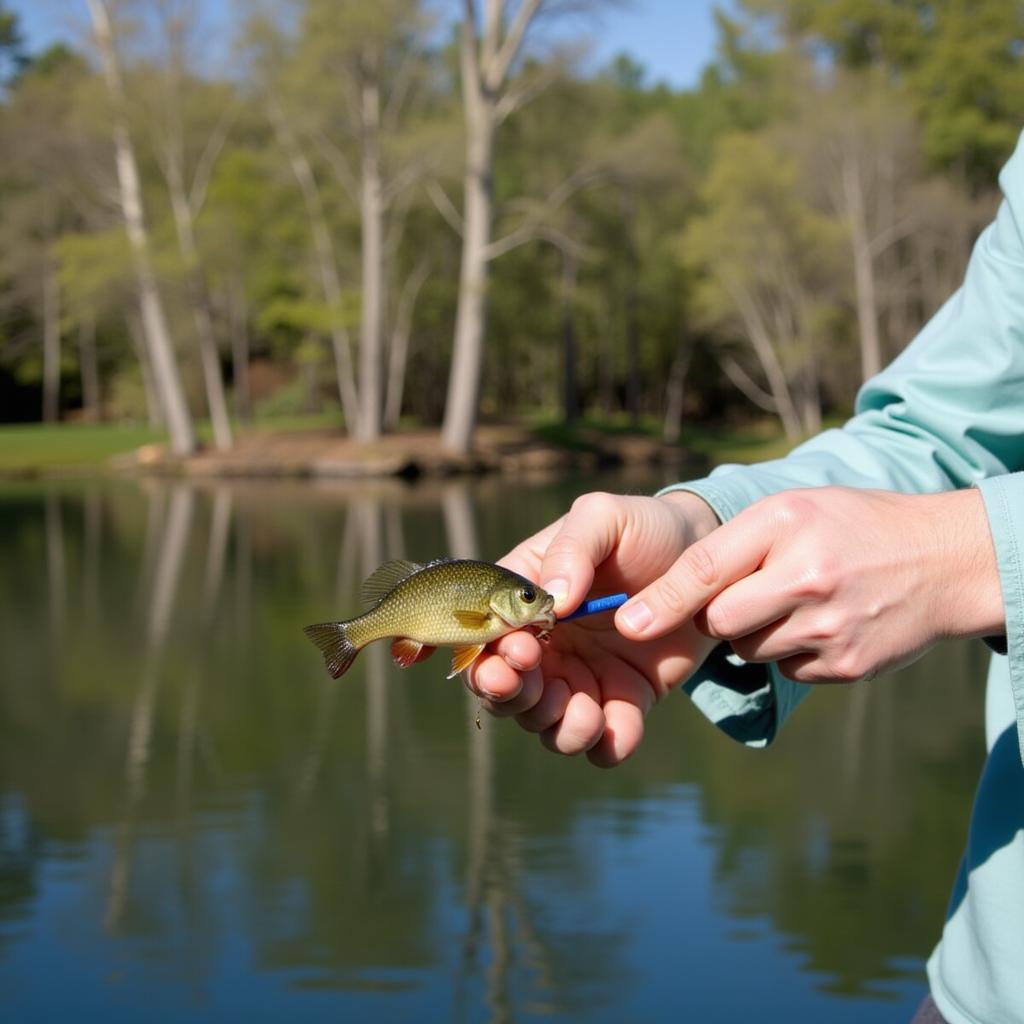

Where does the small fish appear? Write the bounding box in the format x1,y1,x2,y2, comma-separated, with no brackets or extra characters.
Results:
303,558,555,680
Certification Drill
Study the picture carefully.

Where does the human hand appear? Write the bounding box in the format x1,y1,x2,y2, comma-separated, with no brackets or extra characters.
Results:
467,490,721,767
616,486,1004,683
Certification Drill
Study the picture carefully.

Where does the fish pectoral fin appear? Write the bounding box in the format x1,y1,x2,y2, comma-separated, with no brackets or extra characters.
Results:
360,559,424,606
447,643,486,679
453,609,490,628
391,637,426,668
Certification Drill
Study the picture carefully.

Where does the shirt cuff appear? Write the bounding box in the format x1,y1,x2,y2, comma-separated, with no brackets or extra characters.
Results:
682,643,811,748
976,473,1024,766
659,479,811,746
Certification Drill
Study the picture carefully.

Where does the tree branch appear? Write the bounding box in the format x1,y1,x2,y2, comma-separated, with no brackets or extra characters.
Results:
461,0,482,111
483,220,589,262
718,353,778,412
494,65,555,124
868,215,918,258
427,180,464,236
488,0,544,91
189,96,240,216
381,157,427,210
382,45,418,133
310,131,359,205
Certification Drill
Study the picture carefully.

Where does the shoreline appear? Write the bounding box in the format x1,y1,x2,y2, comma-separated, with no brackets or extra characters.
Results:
0,422,700,482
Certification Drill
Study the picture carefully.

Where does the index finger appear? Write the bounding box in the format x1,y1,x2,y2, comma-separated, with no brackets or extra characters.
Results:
615,501,774,640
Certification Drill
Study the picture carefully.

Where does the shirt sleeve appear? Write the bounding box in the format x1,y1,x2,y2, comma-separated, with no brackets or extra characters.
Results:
664,130,1024,756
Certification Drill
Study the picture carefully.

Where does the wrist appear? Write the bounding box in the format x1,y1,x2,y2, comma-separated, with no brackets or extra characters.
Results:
658,488,721,545
930,489,1005,639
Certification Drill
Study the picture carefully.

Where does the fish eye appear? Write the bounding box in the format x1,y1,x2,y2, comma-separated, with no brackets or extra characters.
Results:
519,586,536,604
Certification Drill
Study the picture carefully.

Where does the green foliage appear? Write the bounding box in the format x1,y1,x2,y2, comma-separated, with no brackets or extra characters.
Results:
756,0,1024,184
0,0,1016,437
682,132,846,329
0,1,26,85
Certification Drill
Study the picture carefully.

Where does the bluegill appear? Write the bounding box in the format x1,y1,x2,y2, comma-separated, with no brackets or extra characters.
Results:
304,558,555,679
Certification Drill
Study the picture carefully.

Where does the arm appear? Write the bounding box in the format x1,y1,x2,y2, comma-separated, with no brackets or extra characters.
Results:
626,134,1024,755
471,133,1024,765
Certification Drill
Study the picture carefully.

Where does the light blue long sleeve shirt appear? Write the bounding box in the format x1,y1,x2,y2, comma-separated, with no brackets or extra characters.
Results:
661,133,1024,1023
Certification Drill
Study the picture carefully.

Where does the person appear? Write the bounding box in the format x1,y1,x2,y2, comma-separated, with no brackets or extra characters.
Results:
467,133,1024,1024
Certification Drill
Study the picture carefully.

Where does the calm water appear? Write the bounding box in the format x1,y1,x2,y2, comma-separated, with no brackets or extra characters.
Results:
0,474,988,1022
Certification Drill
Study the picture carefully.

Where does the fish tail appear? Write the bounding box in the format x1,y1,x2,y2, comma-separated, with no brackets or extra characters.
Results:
303,621,359,678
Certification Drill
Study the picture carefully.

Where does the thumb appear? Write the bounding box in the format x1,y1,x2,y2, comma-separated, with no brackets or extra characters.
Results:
538,493,623,615
615,512,770,640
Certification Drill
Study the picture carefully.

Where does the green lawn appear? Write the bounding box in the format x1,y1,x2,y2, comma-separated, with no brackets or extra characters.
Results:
0,423,164,473
0,414,348,475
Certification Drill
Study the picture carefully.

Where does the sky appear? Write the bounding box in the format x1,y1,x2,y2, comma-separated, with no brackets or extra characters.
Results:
6,0,723,90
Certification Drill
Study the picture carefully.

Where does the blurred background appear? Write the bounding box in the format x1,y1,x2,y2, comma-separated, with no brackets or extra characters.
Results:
0,1,1017,1020
1,0,1018,462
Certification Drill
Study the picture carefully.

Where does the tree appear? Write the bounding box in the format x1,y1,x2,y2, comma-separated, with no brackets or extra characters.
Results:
787,69,922,381
441,0,611,454
87,0,196,454
682,132,846,439
287,0,439,441
0,46,105,422
241,11,360,432
754,0,1024,186
0,2,26,86
138,0,237,450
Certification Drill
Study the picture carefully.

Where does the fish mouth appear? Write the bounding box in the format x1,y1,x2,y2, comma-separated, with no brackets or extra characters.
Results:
533,595,556,631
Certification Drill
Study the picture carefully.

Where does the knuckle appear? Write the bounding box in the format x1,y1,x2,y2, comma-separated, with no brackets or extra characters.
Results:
702,597,737,639
790,556,839,600
768,491,815,529
652,573,691,618
806,609,843,642
571,490,617,520
680,541,718,589
832,650,866,682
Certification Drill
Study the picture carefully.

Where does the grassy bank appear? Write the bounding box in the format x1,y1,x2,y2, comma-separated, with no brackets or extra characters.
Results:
0,414,802,477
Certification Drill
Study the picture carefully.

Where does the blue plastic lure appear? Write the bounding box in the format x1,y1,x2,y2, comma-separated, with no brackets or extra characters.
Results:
562,593,629,621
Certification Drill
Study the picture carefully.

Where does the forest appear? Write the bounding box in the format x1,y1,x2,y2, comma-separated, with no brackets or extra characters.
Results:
1,0,1021,456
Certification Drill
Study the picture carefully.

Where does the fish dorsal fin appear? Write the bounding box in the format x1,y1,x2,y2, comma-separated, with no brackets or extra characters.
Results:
361,559,424,606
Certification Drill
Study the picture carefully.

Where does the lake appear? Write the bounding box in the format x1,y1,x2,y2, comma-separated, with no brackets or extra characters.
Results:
0,473,988,1022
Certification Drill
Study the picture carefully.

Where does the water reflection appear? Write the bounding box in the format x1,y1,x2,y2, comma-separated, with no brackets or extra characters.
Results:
0,477,986,1021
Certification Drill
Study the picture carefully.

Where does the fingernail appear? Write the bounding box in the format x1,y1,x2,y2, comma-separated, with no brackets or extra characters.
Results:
543,578,569,609
620,600,653,633
484,681,521,703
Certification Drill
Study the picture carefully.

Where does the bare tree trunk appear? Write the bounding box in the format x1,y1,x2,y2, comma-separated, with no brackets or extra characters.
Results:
42,258,60,424
599,293,615,415
842,155,882,382
269,98,359,433
561,247,579,424
442,0,546,454
358,78,385,442
79,311,101,422
229,279,251,422
384,258,429,431
728,282,803,441
662,339,691,444
442,109,495,453
88,0,196,456
167,177,233,450
127,311,163,429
